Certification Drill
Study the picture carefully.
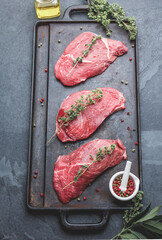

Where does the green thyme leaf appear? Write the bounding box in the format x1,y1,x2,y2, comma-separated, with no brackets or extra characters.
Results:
82,164,88,169
77,169,82,176
74,176,78,183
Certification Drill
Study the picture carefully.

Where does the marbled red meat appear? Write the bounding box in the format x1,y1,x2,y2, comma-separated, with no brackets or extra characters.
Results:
56,88,126,142
55,32,128,86
53,139,127,203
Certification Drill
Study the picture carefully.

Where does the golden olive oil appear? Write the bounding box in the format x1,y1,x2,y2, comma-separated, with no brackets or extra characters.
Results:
35,0,61,19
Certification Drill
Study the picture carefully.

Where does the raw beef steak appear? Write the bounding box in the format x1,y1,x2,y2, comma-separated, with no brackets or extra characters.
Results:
56,88,126,142
53,139,127,203
55,32,128,86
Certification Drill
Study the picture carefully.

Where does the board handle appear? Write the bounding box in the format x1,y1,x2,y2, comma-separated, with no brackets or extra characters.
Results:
60,210,109,230
62,5,89,21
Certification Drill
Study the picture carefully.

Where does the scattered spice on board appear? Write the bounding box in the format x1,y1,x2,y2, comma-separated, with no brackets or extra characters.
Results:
37,99,39,102
113,176,135,197
42,32,45,38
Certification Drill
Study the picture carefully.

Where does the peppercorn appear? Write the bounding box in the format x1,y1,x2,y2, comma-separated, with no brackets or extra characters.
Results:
121,119,124,122
133,128,136,131
34,171,38,174
135,142,138,145
77,198,80,201
125,82,128,85
45,69,48,72
33,123,36,127
80,27,83,30
127,112,130,115
129,58,132,61
131,44,134,48
121,80,124,83
132,149,135,152
83,197,86,200
113,176,135,197
33,175,37,178
96,188,99,192
58,40,61,43
127,126,130,130
40,193,44,197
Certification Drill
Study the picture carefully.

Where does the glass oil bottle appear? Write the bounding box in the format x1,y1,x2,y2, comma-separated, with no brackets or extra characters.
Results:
35,0,61,19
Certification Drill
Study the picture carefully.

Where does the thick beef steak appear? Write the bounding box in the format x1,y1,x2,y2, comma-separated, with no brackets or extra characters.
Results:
56,88,126,142
53,139,127,203
55,32,128,86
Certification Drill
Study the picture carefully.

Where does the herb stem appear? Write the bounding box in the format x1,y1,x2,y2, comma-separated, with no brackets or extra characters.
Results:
66,35,102,77
46,89,103,146
62,162,93,190
62,144,116,190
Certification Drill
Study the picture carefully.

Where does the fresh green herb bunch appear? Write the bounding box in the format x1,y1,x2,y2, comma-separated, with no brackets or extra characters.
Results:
87,0,137,40
123,191,143,226
63,144,116,189
58,88,103,127
112,190,162,239
73,35,102,66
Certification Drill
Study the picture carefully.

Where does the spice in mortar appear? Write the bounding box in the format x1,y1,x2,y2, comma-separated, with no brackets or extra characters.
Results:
113,176,135,197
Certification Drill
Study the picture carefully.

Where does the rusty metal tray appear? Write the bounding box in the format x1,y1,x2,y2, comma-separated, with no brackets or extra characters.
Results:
27,5,142,229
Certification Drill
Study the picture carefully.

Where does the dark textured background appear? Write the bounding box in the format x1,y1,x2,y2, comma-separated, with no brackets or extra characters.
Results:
0,0,162,239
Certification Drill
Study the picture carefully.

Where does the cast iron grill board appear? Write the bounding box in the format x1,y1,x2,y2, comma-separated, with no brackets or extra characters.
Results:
28,6,141,215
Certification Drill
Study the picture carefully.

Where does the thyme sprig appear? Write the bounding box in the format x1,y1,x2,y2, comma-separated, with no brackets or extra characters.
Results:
46,88,103,146
73,34,102,66
87,0,137,40
62,144,116,190
58,88,103,127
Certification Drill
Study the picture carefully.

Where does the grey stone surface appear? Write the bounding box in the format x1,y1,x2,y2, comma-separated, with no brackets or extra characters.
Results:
0,0,162,239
